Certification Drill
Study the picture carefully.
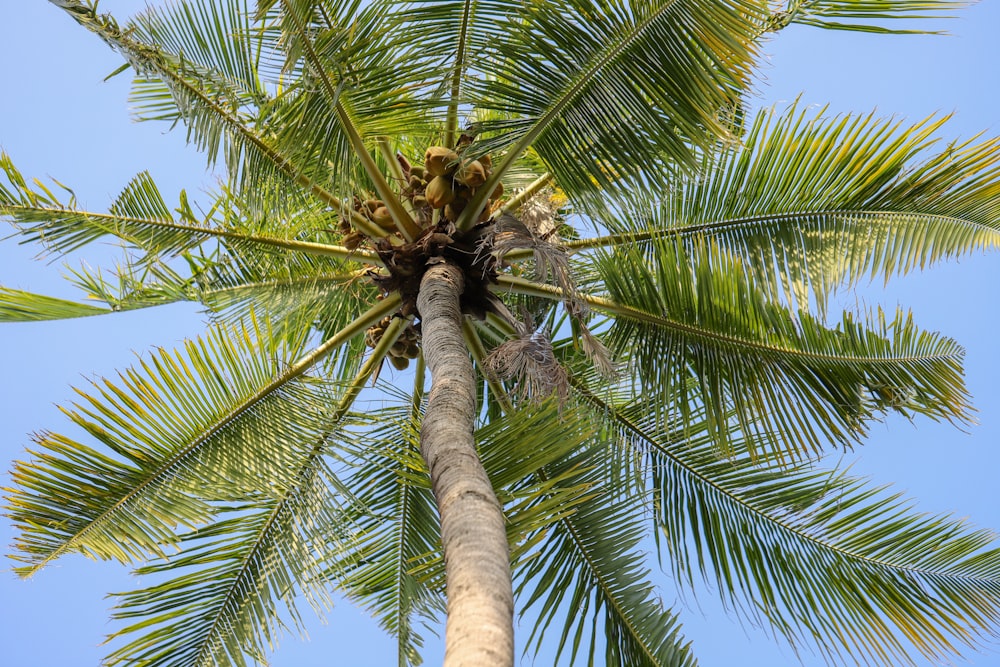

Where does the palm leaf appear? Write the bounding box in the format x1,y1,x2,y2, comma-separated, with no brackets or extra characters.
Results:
581,106,1000,314
775,0,966,34
1,155,362,263
52,1,360,215
103,461,344,667
593,236,971,457
464,0,766,214
0,287,114,321
332,400,445,667
4,297,398,574
587,389,1000,666
515,444,696,667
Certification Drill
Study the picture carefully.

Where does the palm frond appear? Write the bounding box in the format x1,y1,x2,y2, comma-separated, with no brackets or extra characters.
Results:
1,155,362,263
259,0,442,206
515,445,696,667
773,0,966,34
52,1,360,214
103,460,344,667
588,390,1000,666
332,401,444,667
583,105,1000,314
465,0,766,211
0,287,114,321
592,236,971,457
4,296,399,574
386,0,515,142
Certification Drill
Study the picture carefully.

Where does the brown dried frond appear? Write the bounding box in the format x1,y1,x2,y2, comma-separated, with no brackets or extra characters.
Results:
487,213,583,314
485,316,569,405
577,324,618,380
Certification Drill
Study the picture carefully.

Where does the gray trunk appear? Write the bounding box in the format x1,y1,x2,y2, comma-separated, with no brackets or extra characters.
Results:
417,261,514,667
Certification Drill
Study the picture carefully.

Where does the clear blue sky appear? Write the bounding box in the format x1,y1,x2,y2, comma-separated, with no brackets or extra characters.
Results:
2,3,999,666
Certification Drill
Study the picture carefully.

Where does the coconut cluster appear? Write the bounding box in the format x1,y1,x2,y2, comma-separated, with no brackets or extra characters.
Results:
406,146,504,225
365,315,422,370
339,143,505,247
338,198,397,250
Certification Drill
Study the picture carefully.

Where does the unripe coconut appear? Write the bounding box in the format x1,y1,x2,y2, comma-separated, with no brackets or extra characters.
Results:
343,231,364,250
425,175,456,209
456,159,487,187
389,355,410,370
424,146,458,177
371,206,394,229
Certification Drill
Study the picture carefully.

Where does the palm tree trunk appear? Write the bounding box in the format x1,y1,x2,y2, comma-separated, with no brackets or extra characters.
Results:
417,261,514,667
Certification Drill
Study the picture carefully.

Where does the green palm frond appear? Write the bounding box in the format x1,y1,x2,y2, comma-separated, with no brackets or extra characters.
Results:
594,237,970,457
129,0,267,106
589,391,1000,666
774,0,966,33
578,106,1000,314
515,445,695,667
53,1,360,214
333,400,444,667
258,0,441,210
4,297,398,574
103,461,344,667
1,156,363,263
387,0,516,143
464,0,765,212
0,287,115,321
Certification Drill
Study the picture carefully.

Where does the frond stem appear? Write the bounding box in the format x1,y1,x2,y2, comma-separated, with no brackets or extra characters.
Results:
23,292,402,573
492,275,963,366
4,203,383,265
279,0,421,242
499,172,554,216
444,0,474,148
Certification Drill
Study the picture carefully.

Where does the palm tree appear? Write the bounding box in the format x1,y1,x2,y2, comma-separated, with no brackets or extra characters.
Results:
4,0,1000,665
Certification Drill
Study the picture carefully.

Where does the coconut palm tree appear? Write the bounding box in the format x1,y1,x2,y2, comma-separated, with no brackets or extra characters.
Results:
4,0,1000,665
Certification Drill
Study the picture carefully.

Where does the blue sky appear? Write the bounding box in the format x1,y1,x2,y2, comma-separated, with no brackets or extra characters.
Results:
2,2,999,666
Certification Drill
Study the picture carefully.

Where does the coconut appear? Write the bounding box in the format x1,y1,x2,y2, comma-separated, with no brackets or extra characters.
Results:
424,146,458,177
425,175,456,209
456,159,487,187
372,206,394,229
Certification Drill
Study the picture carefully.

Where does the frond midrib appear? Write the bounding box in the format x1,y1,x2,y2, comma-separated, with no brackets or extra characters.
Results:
495,275,963,366
556,209,1000,255
3,203,380,264
581,384,994,584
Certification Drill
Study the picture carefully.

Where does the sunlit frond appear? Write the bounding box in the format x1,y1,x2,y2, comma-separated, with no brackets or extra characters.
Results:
584,106,1000,314
103,460,345,667
595,237,971,458
0,287,114,321
516,444,696,667
774,0,966,34
4,306,386,574
467,0,766,203
588,391,1000,666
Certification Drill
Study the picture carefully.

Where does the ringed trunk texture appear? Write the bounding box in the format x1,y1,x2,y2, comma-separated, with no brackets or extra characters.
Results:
417,261,514,667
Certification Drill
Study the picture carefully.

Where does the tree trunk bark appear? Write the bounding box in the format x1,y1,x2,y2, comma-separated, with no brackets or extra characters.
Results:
417,261,514,667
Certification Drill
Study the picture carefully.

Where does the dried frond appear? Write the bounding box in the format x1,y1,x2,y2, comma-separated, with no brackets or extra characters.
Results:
485,314,569,404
